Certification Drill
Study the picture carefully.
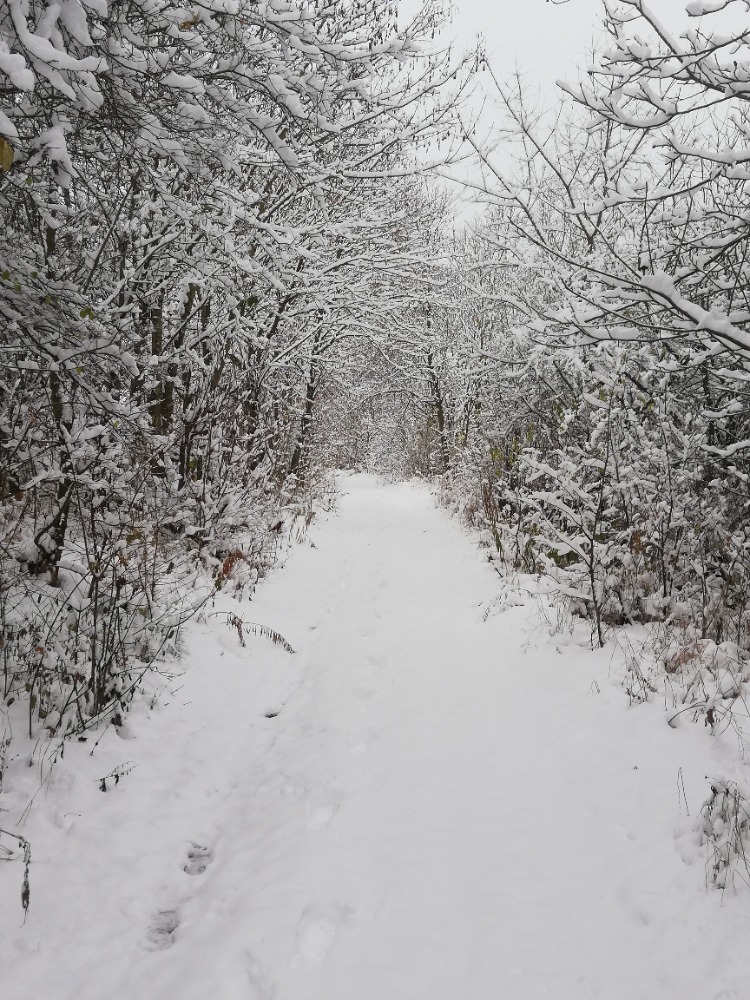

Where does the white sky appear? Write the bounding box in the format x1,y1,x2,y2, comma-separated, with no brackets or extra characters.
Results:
437,0,707,92
453,0,609,88
406,0,728,211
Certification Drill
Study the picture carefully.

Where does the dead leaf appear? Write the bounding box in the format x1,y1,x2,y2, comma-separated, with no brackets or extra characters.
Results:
0,138,14,172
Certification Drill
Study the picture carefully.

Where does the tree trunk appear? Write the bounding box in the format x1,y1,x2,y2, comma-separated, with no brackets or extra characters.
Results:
427,350,450,474
289,368,318,480
34,371,73,586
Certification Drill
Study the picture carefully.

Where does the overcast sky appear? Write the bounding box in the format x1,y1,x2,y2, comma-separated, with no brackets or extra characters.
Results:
456,0,608,88
442,0,699,93
403,0,702,212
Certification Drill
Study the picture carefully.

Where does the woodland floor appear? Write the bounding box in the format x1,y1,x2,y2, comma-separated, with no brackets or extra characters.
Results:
3,474,750,999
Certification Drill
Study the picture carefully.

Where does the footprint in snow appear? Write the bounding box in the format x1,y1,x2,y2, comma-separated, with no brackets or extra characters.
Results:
184,842,212,876
305,789,342,830
246,952,278,1000
144,909,180,951
291,904,339,971
673,818,704,866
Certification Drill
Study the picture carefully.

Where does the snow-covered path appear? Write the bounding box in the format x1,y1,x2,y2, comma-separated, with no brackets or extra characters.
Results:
4,475,750,999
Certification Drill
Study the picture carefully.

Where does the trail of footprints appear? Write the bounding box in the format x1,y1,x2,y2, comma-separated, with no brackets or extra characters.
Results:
144,842,213,951
142,563,389,978
144,679,366,971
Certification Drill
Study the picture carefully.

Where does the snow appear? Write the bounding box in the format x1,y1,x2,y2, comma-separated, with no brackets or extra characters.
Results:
162,71,205,93
0,42,35,93
3,474,750,998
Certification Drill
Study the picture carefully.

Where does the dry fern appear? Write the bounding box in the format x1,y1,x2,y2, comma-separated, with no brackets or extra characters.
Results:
217,612,295,653
243,622,295,654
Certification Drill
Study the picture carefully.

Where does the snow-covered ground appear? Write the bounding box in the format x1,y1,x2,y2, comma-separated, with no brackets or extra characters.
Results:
2,474,750,999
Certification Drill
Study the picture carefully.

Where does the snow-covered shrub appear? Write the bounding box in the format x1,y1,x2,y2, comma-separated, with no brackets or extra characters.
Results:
0,488,201,737
443,328,750,655
700,780,750,890
661,640,750,738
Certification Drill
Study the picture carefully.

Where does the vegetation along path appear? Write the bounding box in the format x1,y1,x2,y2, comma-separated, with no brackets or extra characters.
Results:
4,475,750,999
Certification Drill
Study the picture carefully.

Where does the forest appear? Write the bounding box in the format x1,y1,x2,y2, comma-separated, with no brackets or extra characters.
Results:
3,0,750,894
